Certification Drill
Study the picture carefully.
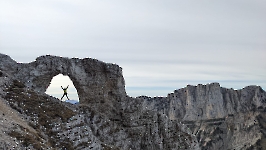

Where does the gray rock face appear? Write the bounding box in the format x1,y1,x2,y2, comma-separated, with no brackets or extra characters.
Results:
138,83,266,149
167,83,265,121
0,53,126,105
0,53,265,149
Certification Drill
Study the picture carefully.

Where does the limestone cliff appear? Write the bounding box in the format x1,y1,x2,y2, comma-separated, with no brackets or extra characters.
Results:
138,83,266,149
0,53,265,150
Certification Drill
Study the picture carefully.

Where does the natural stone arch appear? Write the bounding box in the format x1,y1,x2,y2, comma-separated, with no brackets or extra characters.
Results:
0,54,126,105
45,74,79,101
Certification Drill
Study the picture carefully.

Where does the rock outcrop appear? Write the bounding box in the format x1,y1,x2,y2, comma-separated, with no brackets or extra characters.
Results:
0,53,265,150
138,83,266,149
0,54,126,105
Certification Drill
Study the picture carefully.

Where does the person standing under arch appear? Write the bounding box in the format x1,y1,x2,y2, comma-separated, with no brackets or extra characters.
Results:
61,85,70,100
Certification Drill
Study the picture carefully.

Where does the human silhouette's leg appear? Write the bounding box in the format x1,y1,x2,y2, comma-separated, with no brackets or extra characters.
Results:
61,93,66,100
66,94,70,100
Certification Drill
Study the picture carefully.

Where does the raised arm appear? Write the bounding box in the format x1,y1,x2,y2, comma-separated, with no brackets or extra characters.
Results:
67,85,69,89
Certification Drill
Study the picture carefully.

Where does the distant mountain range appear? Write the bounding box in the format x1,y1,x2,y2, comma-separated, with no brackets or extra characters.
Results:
65,100,79,104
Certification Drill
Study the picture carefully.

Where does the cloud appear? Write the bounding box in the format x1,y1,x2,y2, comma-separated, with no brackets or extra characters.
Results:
0,0,265,97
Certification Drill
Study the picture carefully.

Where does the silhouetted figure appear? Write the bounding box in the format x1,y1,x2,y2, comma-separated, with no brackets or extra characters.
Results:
61,85,70,100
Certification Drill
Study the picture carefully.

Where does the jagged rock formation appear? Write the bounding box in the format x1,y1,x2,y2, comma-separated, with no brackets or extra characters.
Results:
0,53,265,150
138,83,266,149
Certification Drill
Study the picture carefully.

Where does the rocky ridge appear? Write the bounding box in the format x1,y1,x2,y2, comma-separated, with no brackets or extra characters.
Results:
0,53,265,150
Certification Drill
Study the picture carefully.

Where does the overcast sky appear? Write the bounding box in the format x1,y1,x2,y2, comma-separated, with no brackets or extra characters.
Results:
1,0,265,100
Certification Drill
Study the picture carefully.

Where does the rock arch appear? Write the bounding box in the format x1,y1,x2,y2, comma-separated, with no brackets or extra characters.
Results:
0,54,126,105
45,74,79,101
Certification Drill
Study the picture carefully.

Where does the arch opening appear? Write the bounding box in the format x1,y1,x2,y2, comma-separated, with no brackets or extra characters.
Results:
45,74,79,104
